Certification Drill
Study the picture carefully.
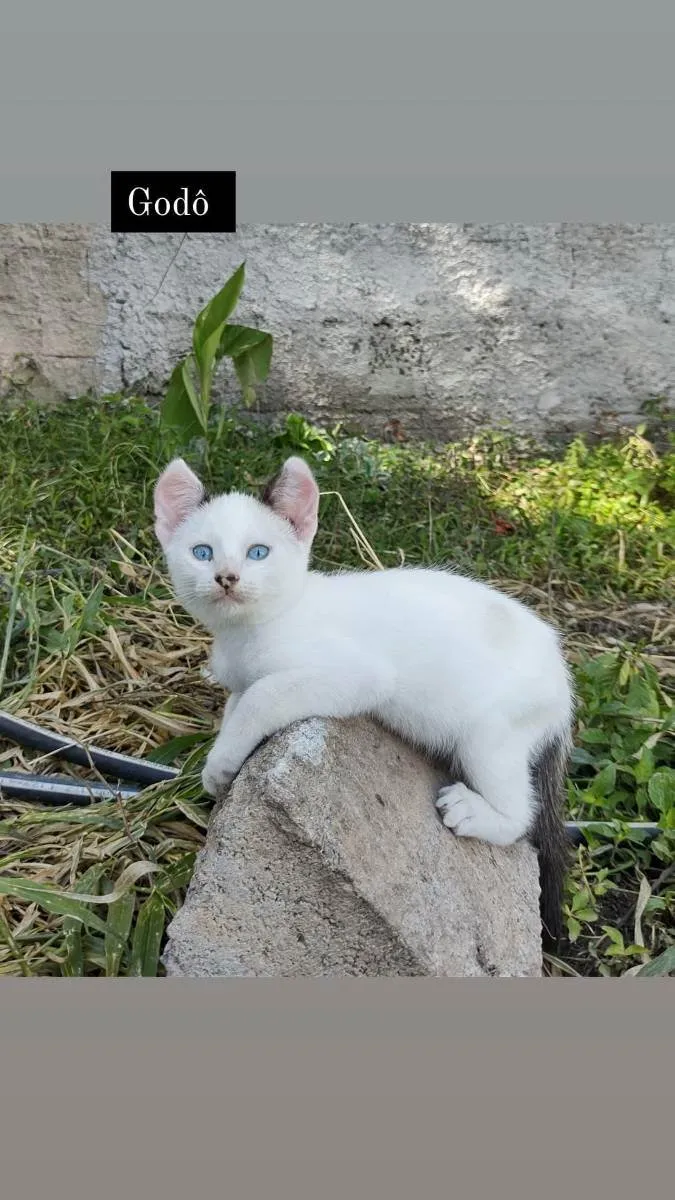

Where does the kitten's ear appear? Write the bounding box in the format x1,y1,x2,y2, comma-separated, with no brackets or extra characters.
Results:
154,458,205,549
262,457,320,544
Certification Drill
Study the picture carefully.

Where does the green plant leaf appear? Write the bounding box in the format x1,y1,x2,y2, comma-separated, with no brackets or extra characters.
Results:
193,262,246,350
61,864,106,977
217,326,273,382
233,351,255,391
0,908,33,976
216,324,270,361
636,946,675,976
634,745,656,783
233,335,273,383
625,675,661,718
652,836,675,860
157,851,197,895
181,357,206,431
80,936,108,973
79,580,106,636
247,333,273,382
579,728,610,745
567,915,581,942
0,875,114,940
574,907,598,922
128,890,166,977
591,762,617,798
145,733,209,765
161,362,204,440
55,860,161,906
61,925,83,975
171,796,211,829
105,891,136,977
570,746,602,767
223,332,274,408
601,925,624,948
232,352,264,407
193,320,227,410
571,887,594,914
648,769,675,812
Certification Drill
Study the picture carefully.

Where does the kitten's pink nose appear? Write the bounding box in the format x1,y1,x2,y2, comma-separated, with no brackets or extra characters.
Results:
215,572,240,588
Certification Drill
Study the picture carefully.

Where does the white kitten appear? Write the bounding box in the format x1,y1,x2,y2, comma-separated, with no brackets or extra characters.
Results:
154,454,574,941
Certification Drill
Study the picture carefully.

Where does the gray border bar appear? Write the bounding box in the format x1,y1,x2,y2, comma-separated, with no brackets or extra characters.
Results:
1,981,673,1193
1,31,674,221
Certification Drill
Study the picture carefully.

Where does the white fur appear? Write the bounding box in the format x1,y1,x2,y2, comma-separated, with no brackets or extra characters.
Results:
154,456,573,846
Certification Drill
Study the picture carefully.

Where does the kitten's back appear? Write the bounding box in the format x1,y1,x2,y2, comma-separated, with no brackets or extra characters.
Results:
305,565,559,664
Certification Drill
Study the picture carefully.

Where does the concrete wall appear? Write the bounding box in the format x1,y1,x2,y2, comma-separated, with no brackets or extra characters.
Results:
1,223,673,440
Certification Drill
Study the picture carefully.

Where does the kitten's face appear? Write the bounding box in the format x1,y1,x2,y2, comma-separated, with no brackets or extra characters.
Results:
153,456,319,629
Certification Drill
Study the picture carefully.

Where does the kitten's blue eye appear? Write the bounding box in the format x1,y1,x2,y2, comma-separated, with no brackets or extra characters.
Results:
192,544,213,562
247,544,270,561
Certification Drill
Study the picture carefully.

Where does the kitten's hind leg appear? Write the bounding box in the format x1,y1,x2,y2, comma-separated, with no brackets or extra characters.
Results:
436,728,535,847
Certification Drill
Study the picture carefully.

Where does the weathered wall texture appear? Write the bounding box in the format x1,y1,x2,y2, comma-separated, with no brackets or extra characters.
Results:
1,223,673,439
0,225,107,403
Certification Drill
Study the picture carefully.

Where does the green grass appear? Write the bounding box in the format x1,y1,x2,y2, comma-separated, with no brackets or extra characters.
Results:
0,395,673,976
1,396,673,595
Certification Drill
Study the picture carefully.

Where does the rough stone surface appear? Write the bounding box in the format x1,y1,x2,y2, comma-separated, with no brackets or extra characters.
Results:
1,223,673,439
0,224,106,402
162,717,542,978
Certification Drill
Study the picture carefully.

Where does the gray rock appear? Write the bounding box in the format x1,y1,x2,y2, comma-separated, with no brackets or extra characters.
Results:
163,717,542,978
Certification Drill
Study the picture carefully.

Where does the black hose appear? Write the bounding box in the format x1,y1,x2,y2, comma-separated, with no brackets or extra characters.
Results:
565,820,661,845
0,711,178,785
0,770,142,806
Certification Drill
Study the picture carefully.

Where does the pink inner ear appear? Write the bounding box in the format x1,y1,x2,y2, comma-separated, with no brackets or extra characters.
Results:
269,457,320,543
154,459,204,548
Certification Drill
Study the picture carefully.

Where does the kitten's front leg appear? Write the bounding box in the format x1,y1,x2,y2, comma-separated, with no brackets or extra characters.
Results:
200,664,386,797
201,691,241,795
221,691,241,727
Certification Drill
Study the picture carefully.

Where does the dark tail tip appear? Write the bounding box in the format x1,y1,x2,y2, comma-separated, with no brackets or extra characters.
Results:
530,735,572,950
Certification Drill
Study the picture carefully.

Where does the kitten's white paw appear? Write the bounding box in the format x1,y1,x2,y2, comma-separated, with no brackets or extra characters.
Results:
201,759,236,797
435,782,506,844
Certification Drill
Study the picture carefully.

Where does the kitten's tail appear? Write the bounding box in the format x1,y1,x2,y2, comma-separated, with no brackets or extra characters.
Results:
530,733,571,948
